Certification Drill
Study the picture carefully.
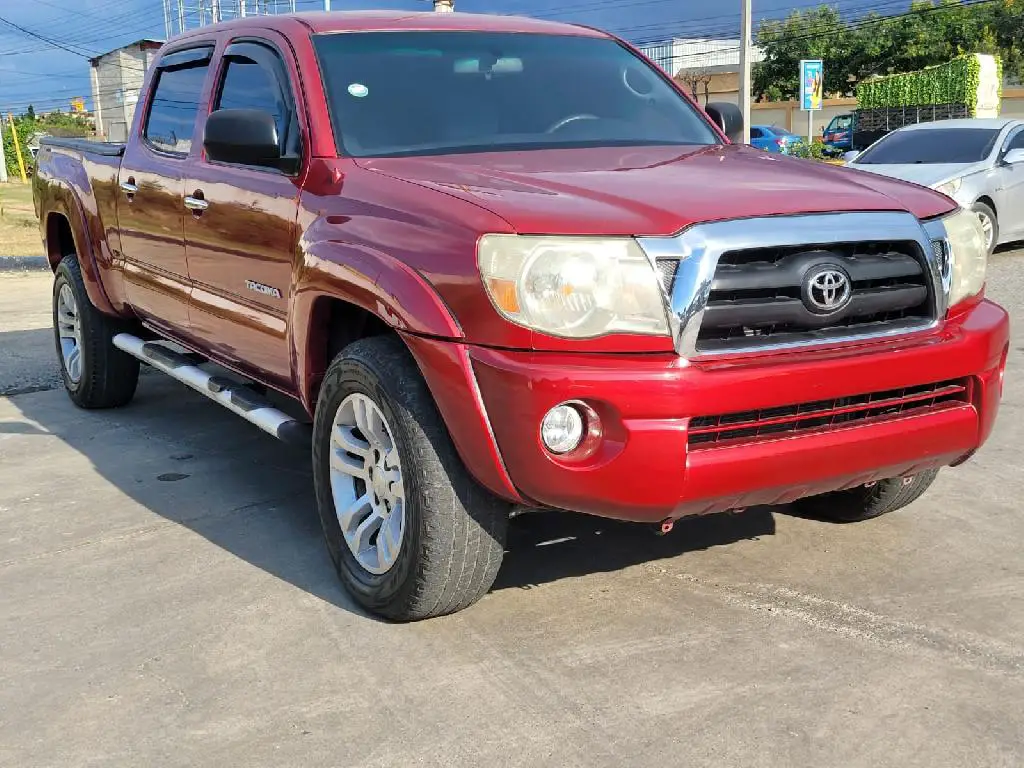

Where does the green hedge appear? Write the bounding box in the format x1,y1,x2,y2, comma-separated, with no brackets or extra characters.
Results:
856,54,998,112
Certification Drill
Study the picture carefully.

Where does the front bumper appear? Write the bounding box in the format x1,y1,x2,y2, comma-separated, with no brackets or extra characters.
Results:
405,299,1008,523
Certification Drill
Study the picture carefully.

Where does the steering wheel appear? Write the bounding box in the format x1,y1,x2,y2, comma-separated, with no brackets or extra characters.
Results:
546,114,600,134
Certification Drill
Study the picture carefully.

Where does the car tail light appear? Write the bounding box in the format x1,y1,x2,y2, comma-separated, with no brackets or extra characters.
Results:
775,138,785,147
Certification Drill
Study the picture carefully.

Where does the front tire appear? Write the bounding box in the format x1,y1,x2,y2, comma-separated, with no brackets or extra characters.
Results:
971,201,998,256
795,470,939,523
52,255,139,409
312,335,509,621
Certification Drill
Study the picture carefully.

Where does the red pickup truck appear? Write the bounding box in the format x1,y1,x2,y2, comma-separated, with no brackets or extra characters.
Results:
34,11,1008,620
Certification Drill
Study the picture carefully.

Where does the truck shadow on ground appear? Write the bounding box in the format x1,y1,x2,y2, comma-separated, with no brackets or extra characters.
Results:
4,333,775,618
494,508,774,592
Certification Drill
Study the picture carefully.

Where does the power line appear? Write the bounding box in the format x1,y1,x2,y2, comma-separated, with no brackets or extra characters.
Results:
631,0,1001,66
609,0,896,41
0,13,94,58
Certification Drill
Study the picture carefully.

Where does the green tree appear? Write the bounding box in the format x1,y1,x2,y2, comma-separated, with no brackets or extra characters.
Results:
25,105,35,121
753,0,1011,101
754,6,854,100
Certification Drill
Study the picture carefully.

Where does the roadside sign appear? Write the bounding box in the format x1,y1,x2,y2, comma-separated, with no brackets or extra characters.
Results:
800,59,823,111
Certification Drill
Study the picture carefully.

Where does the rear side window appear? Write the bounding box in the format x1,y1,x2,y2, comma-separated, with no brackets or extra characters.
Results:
750,128,763,139
144,61,210,154
1004,128,1024,152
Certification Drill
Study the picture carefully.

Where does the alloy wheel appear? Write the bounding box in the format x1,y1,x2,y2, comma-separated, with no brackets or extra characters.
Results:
56,283,83,384
328,393,406,574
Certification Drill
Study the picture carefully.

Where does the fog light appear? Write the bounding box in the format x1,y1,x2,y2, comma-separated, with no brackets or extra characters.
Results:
541,403,585,454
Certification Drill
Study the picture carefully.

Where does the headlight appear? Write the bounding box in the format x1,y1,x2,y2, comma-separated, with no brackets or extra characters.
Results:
934,178,962,196
943,208,987,307
477,235,670,338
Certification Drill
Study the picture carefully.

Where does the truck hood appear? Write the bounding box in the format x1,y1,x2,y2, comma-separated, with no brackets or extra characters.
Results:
847,161,987,190
357,145,955,236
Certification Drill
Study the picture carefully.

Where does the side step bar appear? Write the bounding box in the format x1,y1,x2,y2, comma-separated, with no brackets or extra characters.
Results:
113,333,312,448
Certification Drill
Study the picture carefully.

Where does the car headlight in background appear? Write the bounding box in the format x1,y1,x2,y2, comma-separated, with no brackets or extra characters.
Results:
934,177,962,197
942,207,987,308
478,235,670,338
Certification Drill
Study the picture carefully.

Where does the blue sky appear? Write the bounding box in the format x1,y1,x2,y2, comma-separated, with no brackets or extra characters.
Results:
0,0,873,115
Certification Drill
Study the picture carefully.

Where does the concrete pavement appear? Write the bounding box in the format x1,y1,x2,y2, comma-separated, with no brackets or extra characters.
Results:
1,258,1023,767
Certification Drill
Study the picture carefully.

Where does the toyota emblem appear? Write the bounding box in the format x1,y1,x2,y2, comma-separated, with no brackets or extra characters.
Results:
803,266,852,314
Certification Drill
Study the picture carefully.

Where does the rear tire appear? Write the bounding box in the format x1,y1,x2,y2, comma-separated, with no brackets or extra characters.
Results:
52,255,139,409
795,470,939,523
312,335,509,621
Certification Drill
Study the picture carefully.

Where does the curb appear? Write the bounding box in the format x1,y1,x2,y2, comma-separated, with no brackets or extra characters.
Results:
0,256,49,272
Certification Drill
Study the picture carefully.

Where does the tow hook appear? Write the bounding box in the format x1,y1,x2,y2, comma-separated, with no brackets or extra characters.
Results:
656,518,674,536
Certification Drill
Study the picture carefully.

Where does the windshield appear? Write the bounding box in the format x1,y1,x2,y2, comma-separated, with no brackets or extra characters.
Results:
312,31,720,158
855,128,1000,165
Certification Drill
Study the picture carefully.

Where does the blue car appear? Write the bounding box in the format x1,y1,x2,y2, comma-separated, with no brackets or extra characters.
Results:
750,125,800,153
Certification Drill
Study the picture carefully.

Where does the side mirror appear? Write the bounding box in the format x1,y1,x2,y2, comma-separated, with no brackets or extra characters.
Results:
705,102,744,143
843,150,861,163
1003,148,1024,165
204,108,287,170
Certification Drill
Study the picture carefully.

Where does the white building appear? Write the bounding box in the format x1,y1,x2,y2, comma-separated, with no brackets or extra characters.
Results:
637,38,765,78
90,39,163,143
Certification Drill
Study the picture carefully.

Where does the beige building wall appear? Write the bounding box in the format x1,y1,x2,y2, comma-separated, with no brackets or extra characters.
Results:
90,41,160,142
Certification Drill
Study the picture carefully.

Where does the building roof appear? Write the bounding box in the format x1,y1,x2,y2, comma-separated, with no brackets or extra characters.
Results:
89,38,163,65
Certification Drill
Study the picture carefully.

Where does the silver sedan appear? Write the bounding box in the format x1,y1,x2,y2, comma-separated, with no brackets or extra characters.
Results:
845,118,1024,254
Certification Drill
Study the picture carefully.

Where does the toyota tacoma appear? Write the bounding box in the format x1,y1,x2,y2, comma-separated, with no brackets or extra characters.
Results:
33,11,1009,620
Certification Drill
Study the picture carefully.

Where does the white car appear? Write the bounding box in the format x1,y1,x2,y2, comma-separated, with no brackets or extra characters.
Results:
845,118,1024,254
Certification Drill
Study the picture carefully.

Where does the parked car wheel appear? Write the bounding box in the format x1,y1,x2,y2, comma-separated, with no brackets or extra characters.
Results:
312,335,509,621
971,201,998,255
794,470,939,523
52,254,140,409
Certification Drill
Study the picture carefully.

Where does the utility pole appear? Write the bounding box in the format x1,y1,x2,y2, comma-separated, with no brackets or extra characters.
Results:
0,119,9,184
324,0,330,11
7,114,27,184
738,0,752,145
212,0,220,22
162,0,172,38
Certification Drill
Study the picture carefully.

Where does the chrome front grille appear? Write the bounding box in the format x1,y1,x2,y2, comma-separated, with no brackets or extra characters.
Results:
637,212,947,359
695,241,932,353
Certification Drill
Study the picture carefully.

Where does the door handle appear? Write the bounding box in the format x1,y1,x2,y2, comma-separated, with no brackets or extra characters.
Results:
120,178,137,196
184,195,208,213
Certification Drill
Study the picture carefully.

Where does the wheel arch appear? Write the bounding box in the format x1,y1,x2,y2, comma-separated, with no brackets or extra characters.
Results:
41,190,117,316
291,245,522,504
291,241,463,413
975,195,997,218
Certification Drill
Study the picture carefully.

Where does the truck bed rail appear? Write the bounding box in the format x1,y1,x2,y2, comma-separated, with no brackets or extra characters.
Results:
39,136,126,157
